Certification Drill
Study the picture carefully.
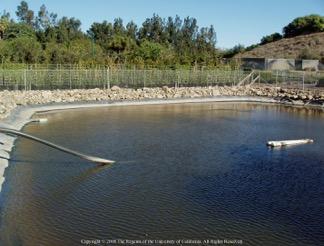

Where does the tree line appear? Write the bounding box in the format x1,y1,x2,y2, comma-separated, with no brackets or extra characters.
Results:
0,1,219,67
0,1,322,65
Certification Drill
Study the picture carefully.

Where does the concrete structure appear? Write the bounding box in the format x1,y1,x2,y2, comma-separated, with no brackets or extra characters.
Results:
302,60,319,71
241,58,320,71
240,58,265,70
317,79,324,87
319,62,324,70
265,59,295,70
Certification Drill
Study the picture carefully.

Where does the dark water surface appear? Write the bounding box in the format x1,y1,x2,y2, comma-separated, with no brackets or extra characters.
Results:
0,103,324,246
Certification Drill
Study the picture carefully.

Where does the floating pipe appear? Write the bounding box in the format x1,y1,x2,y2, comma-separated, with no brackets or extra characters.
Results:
267,139,314,147
0,127,115,165
29,118,48,123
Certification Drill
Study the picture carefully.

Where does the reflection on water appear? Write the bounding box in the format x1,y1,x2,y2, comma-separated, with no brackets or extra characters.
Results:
0,102,324,246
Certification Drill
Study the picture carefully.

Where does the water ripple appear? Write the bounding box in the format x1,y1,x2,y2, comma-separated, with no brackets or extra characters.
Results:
1,103,324,245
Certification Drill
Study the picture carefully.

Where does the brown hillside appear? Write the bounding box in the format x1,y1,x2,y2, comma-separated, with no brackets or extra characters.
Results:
236,32,324,60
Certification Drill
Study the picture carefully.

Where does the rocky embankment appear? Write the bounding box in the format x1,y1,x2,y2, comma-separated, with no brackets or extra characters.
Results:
1,86,323,119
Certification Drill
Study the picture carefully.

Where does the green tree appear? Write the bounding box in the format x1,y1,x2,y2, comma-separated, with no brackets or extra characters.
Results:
283,14,324,38
139,14,166,43
70,39,105,64
0,18,9,39
126,21,137,40
16,1,34,26
56,17,83,43
113,18,125,35
260,32,282,45
223,44,245,58
36,4,57,31
1,10,11,20
194,26,218,65
44,39,104,64
245,44,259,51
3,22,35,39
1,1,222,67
88,21,114,51
108,35,135,53
181,17,198,45
0,40,9,62
44,42,67,63
165,16,176,44
136,40,164,64
6,37,42,63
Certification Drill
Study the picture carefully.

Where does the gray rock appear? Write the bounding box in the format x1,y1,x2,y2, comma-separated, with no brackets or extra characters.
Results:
111,86,120,91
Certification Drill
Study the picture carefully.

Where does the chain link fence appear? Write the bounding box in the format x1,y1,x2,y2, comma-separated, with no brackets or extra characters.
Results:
0,67,322,90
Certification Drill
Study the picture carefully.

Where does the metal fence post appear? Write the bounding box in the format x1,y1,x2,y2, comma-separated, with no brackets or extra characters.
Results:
132,66,135,87
28,69,31,90
116,68,119,86
178,70,180,87
59,64,62,86
107,67,110,89
143,69,146,88
24,69,27,91
69,69,72,89
302,71,305,91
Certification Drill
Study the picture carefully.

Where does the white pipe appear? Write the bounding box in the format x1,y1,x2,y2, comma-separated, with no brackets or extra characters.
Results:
267,139,314,147
0,127,115,165
28,118,48,123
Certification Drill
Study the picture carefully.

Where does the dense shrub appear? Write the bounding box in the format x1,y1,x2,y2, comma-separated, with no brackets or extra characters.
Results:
260,33,283,45
283,15,324,38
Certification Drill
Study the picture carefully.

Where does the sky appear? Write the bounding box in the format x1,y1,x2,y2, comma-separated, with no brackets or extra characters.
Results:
0,0,323,48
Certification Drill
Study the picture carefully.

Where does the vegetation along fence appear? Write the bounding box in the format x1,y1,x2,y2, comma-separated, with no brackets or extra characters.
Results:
0,67,322,90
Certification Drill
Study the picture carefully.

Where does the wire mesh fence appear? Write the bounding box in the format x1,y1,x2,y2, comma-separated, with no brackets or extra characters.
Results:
0,68,248,90
0,67,322,90
259,70,321,88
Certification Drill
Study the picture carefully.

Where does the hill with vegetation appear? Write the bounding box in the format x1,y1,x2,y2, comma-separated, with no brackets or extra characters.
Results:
230,14,324,61
236,32,324,60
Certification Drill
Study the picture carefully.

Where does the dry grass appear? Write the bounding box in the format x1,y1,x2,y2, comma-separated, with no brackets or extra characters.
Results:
236,32,324,60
